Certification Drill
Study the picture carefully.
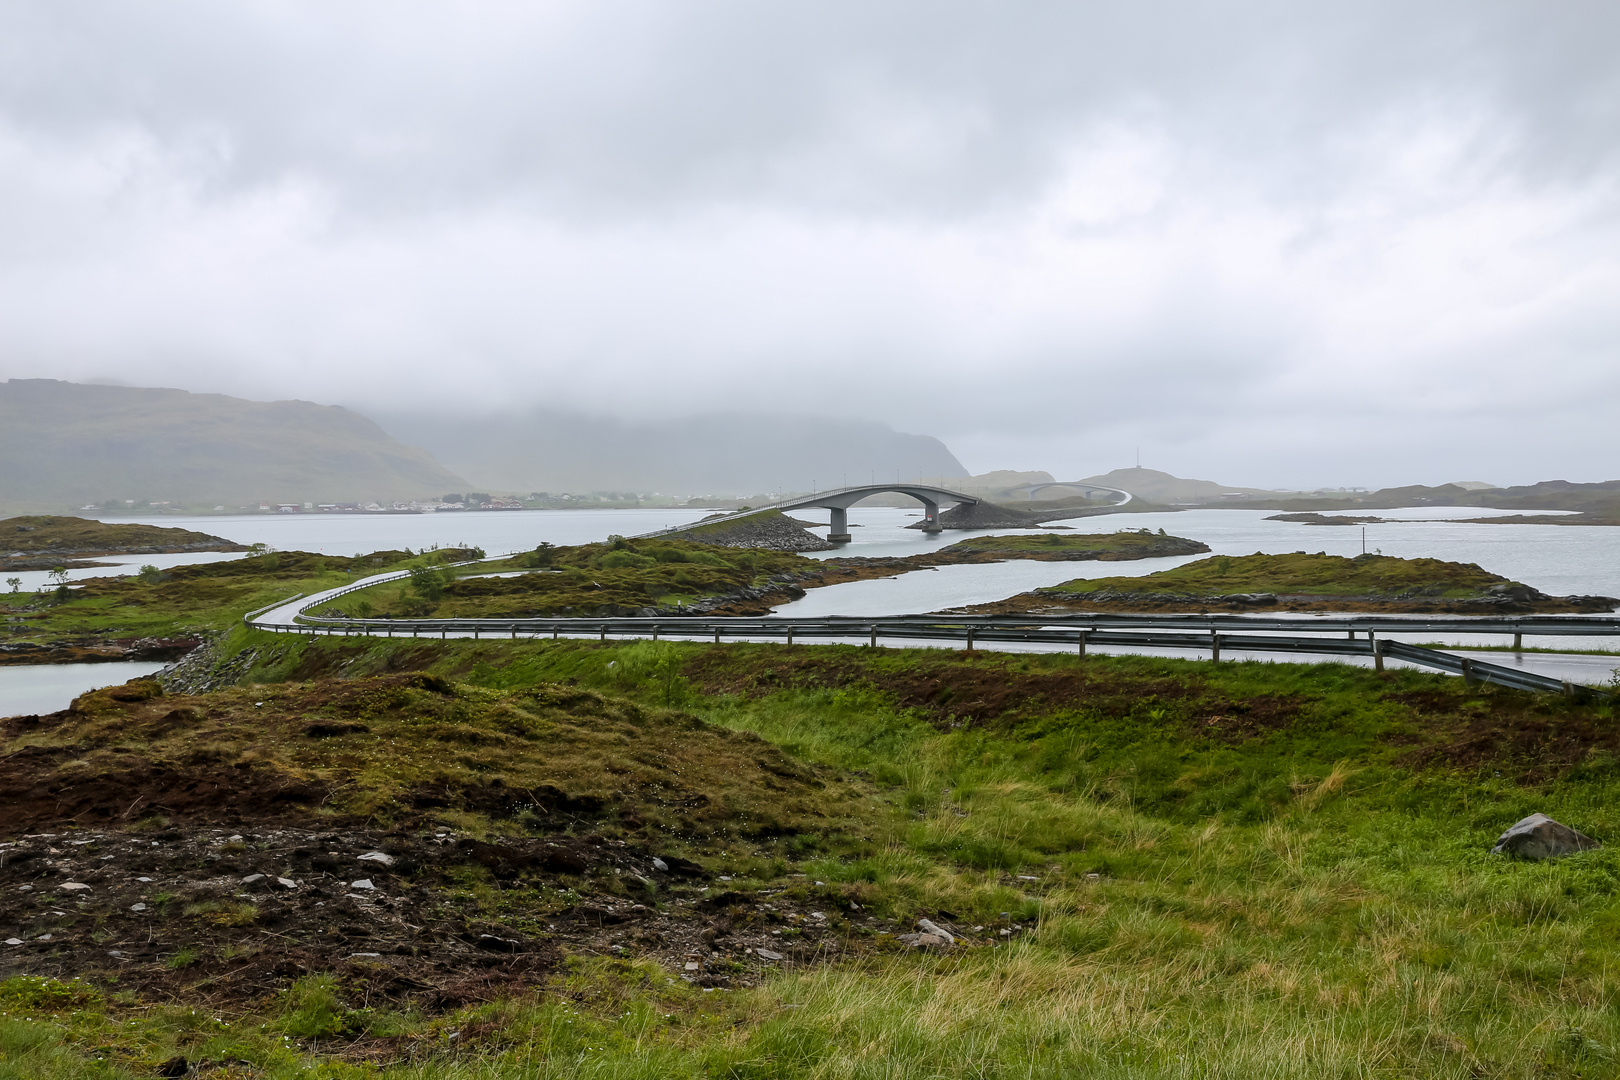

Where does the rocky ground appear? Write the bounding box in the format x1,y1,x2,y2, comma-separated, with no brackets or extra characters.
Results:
0,670,1038,1015
0,825,1010,1008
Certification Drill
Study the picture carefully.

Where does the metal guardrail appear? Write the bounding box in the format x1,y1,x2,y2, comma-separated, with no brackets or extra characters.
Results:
245,604,1615,700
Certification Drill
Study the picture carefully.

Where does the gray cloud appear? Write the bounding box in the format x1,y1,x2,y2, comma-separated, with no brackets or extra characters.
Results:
0,1,1617,488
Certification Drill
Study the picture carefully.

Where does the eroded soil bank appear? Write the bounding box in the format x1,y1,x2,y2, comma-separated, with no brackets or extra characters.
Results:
0,670,997,1014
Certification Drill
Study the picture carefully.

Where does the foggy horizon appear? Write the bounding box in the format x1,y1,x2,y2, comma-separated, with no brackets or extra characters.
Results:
2,3,1618,490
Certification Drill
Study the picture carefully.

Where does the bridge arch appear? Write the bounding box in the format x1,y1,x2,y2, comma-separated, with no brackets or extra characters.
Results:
772,483,980,540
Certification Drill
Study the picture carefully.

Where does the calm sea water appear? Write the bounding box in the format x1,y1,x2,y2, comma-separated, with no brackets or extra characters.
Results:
0,661,166,717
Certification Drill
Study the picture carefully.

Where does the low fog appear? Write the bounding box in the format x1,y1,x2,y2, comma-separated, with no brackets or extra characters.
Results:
1,2,1617,488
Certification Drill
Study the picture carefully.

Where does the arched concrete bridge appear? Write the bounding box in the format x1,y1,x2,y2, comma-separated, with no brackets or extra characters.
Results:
1006,481,1132,506
646,483,982,541
770,483,981,539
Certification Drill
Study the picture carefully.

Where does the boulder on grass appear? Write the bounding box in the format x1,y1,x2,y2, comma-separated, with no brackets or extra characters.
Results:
1491,814,1601,860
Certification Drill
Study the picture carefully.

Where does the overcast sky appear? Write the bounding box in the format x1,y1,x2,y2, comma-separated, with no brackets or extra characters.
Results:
1,1,1617,488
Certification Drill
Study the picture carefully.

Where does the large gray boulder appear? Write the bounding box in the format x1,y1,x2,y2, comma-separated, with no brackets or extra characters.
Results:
1491,814,1601,860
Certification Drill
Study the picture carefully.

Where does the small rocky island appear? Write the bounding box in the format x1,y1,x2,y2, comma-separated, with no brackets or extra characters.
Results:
955,552,1619,615
1,514,247,571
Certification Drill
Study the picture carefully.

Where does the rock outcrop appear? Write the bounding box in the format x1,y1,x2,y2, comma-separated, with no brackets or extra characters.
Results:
1491,814,1601,860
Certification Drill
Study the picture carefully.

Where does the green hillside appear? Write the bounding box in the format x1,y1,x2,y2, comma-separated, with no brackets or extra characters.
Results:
0,379,468,512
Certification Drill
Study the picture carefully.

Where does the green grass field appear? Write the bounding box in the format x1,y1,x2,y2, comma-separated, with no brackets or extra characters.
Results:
8,632,1620,1078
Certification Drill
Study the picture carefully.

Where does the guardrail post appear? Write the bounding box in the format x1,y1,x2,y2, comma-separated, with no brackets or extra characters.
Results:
713,627,720,644
1563,680,1576,700
1372,636,1384,673
652,625,659,642
869,626,878,648
1078,630,1087,657
473,627,479,640
553,626,559,640
1461,657,1476,687
1211,631,1220,663
440,628,446,640
599,627,606,642
1514,632,1523,652
511,627,517,640
965,628,973,652
787,627,794,646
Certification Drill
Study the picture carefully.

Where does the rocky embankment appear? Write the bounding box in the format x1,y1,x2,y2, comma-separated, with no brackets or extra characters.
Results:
0,636,199,666
657,510,834,552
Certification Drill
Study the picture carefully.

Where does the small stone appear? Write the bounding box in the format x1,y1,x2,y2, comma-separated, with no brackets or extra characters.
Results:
228,835,244,842
916,918,955,943
755,948,784,961
59,882,91,892
1492,814,1601,860
357,851,395,867
684,961,701,971
1017,875,1038,881
108,949,123,957
129,903,147,912
350,879,376,890
276,877,298,889
348,952,382,958
476,934,520,953
1085,873,1101,881
240,874,266,885
652,857,669,872
4,938,22,946
18,885,31,892
136,876,153,883
35,934,51,942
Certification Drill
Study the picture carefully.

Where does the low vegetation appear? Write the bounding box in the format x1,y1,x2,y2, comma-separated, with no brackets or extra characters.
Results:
0,547,493,666
0,515,247,574
8,632,1620,1076
969,551,1616,614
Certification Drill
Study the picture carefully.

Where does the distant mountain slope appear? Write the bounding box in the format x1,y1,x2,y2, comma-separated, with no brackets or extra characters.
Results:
371,409,967,496
0,380,467,511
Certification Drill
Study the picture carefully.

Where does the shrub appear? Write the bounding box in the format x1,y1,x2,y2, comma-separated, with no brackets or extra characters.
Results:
599,550,656,569
408,564,449,600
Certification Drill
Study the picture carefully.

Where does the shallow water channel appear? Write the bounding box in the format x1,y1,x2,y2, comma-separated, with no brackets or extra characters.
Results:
0,661,166,717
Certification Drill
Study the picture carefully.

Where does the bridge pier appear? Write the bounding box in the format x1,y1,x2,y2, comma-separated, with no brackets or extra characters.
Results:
827,506,852,543
919,498,942,534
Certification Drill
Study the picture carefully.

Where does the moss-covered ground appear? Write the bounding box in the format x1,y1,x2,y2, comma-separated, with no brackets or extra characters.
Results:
1048,552,1513,599
9,631,1620,1077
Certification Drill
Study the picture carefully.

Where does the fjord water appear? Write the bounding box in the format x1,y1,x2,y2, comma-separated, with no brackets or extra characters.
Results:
47,504,1620,605
0,661,166,716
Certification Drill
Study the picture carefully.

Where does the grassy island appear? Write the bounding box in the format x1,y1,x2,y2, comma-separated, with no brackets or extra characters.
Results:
0,514,247,571
966,552,1617,615
5,635,1620,1076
